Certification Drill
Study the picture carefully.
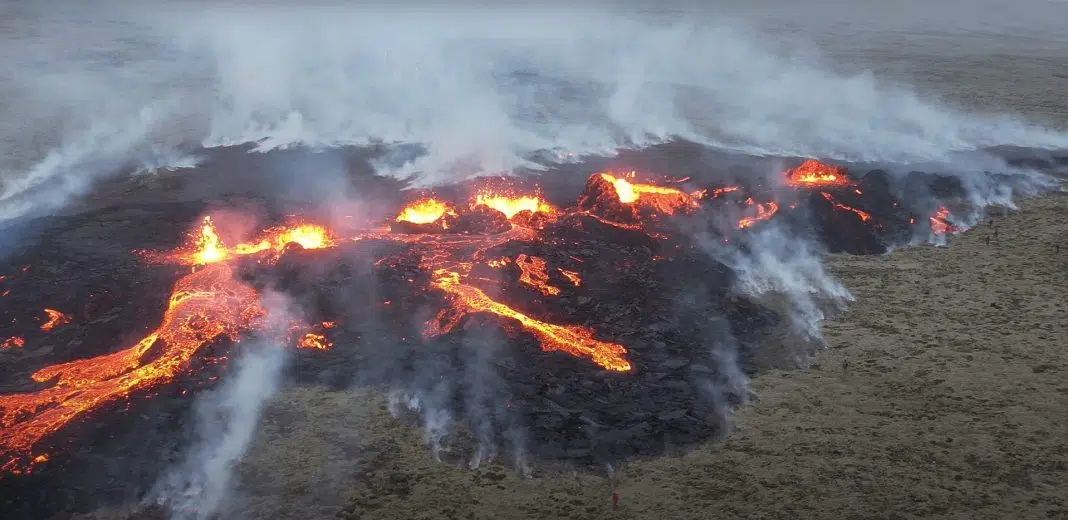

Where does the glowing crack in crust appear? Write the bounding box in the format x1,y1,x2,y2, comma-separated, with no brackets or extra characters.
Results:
737,201,780,229
40,309,72,332
820,192,872,222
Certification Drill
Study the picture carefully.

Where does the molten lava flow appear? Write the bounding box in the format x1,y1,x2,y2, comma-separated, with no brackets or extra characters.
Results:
930,207,957,235
473,192,557,219
395,198,456,225
1,337,24,349
0,265,263,473
428,270,631,372
598,172,699,214
558,269,582,287
787,159,851,188
40,309,72,332
515,254,560,296
298,333,331,350
707,186,741,199
487,257,511,268
820,193,871,222
737,201,780,229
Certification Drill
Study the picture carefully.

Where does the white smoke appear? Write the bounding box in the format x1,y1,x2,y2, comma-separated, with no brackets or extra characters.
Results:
3,1,1068,221
0,103,192,219
151,345,287,520
699,224,851,349
149,291,297,520
387,386,453,460
383,326,527,471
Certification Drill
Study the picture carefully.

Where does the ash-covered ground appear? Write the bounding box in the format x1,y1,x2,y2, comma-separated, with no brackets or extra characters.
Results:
0,143,1065,519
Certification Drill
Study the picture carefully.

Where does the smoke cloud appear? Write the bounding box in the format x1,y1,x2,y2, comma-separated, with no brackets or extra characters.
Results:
149,290,297,520
715,225,850,342
3,1,1067,221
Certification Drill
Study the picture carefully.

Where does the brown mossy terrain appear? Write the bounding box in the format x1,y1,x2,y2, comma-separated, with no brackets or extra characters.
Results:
92,193,1065,520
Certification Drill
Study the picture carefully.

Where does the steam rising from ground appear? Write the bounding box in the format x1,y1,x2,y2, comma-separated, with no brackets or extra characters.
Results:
149,291,296,520
386,325,531,474
708,224,851,343
3,2,1068,220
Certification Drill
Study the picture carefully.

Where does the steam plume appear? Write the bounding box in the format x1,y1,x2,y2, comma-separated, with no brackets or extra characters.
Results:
149,290,297,520
3,2,1068,221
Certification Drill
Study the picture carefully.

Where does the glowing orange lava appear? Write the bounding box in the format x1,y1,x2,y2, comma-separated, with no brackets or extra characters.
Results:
930,207,957,235
707,186,741,199
177,216,335,266
819,193,871,222
558,269,582,287
298,333,332,350
191,216,227,264
598,172,699,214
737,201,780,229
40,309,72,332
395,198,456,225
379,223,631,372
515,254,561,296
232,224,335,258
0,264,263,474
428,270,631,372
1,337,25,349
473,192,557,219
786,159,851,188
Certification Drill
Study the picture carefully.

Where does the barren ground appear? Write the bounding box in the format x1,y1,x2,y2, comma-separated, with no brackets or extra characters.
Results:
84,192,1068,520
